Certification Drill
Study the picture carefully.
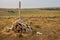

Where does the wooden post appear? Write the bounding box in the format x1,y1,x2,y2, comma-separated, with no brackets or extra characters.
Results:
19,1,21,18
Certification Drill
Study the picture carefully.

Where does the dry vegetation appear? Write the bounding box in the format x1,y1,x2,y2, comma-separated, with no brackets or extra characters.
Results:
0,9,60,40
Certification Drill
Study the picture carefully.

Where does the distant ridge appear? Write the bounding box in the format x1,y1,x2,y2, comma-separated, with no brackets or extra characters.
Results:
21,7,60,10
0,7,60,10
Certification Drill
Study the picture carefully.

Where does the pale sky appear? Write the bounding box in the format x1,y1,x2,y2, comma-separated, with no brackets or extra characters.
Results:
0,0,60,8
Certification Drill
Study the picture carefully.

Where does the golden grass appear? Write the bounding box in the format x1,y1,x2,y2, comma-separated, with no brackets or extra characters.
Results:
0,9,60,40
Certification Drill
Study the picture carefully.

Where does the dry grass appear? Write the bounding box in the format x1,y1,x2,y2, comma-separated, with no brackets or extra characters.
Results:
0,9,60,40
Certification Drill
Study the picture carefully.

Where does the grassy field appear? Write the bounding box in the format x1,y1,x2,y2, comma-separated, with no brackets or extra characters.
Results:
21,9,60,17
0,9,60,40
0,9,60,17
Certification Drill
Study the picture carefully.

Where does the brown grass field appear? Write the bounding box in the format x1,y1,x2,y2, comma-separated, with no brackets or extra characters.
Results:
0,9,60,40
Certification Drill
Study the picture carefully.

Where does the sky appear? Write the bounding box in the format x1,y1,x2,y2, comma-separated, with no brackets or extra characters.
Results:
0,0,60,8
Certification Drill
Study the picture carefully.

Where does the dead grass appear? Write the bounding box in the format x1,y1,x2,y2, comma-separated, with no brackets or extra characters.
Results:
0,17,60,40
0,9,60,40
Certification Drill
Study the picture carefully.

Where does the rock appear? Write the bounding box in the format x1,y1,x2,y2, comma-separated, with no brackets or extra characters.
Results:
36,32,42,35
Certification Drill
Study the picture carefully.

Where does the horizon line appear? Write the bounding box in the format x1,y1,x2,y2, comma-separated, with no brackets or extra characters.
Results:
0,7,60,9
